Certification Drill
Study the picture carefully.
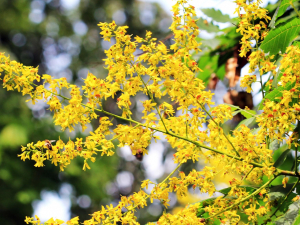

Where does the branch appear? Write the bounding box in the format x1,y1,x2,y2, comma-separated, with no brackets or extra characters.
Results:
28,80,265,169
207,175,277,220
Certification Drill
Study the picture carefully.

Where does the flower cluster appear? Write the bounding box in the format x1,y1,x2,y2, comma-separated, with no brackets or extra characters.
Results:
256,45,300,142
25,215,79,225
234,0,271,57
240,75,256,93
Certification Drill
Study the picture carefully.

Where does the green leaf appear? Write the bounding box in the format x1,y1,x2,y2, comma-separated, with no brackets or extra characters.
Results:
273,149,292,168
273,144,289,161
201,38,222,50
197,54,219,84
198,54,219,71
197,70,211,84
276,12,297,26
291,159,297,173
200,8,233,23
271,183,297,194
236,117,256,130
264,81,296,102
267,191,298,217
258,101,264,110
232,110,242,116
241,110,256,119
269,0,281,29
196,18,220,33
260,18,300,55
213,220,221,225
277,0,297,19
215,63,225,80
203,212,210,219
293,41,300,48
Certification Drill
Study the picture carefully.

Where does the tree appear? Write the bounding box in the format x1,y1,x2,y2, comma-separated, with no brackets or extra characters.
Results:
1,0,300,224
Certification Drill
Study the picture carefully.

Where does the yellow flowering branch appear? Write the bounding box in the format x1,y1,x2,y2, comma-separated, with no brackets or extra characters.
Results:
207,175,277,220
104,162,183,225
2,0,300,223
198,101,241,157
25,75,265,168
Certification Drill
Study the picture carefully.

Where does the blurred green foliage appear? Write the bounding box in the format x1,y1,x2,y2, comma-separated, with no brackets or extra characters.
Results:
0,0,171,224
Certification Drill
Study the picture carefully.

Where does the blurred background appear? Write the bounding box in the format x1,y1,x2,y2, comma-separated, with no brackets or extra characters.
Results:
0,0,282,224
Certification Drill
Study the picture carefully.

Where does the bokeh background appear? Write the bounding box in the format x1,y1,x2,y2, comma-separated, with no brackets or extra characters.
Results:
0,0,280,224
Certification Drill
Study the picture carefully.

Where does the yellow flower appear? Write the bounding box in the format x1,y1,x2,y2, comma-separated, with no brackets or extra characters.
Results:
282,177,289,188
66,217,79,225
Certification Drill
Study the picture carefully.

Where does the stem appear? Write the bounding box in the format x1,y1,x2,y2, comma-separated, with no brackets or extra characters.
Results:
278,169,300,177
242,166,254,182
158,56,240,158
136,72,169,133
86,124,141,152
160,162,183,185
28,80,265,168
109,162,183,225
26,78,300,176
259,64,265,99
198,102,240,157
102,107,246,163
170,77,241,157
186,120,188,138
296,145,298,174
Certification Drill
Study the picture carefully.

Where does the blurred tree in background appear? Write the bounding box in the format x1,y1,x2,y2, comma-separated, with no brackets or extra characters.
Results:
0,0,171,224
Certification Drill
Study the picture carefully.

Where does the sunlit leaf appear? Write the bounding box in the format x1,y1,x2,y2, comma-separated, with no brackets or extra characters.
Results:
261,18,300,55
197,54,219,84
292,213,300,225
276,0,297,19
215,63,225,80
269,0,281,29
241,110,256,119
264,82,296,102
232,110,242,116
